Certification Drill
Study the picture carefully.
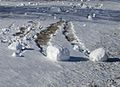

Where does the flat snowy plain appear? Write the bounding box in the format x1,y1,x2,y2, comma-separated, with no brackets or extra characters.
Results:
0,0,120,87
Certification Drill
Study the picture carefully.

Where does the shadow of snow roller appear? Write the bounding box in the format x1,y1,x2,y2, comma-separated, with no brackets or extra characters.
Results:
46,45,70,61
89,48,108,62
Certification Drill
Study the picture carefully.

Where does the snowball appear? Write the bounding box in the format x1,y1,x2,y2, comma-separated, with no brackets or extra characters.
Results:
46,45,60,61
58,47,70,61
46,45,70,61
89,48,108,62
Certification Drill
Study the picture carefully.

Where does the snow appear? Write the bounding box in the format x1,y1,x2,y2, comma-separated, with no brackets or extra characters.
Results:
12,51,23,57
58,47,70,61
46,45,60,61
0,1,120,87
89,48,108,62
8,41,21,50
46,45,70,61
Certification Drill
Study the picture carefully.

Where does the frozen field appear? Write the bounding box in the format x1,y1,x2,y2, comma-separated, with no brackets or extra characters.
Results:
0,1,120,87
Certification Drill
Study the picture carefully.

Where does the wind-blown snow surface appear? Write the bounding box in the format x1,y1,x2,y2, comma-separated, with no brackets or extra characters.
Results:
0,1,120,87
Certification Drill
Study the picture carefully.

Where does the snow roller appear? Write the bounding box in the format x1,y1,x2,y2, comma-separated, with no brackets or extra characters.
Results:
89,48,108,62
46,45,70,61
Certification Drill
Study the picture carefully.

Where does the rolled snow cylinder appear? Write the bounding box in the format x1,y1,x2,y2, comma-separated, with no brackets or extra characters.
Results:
46,45,70,61
46,45,60,61
58,47,70,61
89,48,108,62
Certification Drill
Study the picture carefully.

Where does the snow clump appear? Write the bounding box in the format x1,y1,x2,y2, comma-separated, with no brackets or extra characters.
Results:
46,45,70,61
89,48,108,62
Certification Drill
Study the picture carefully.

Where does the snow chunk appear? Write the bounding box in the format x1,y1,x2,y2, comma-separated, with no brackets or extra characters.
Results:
46,45,59,61
58,47,70,61
8,41,22,50
46,45,70,61
12,52,22,57
8,40,25,57
89,48,108,62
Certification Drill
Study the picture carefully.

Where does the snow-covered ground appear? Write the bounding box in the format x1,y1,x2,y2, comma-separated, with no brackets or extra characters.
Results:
0,1,120,87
